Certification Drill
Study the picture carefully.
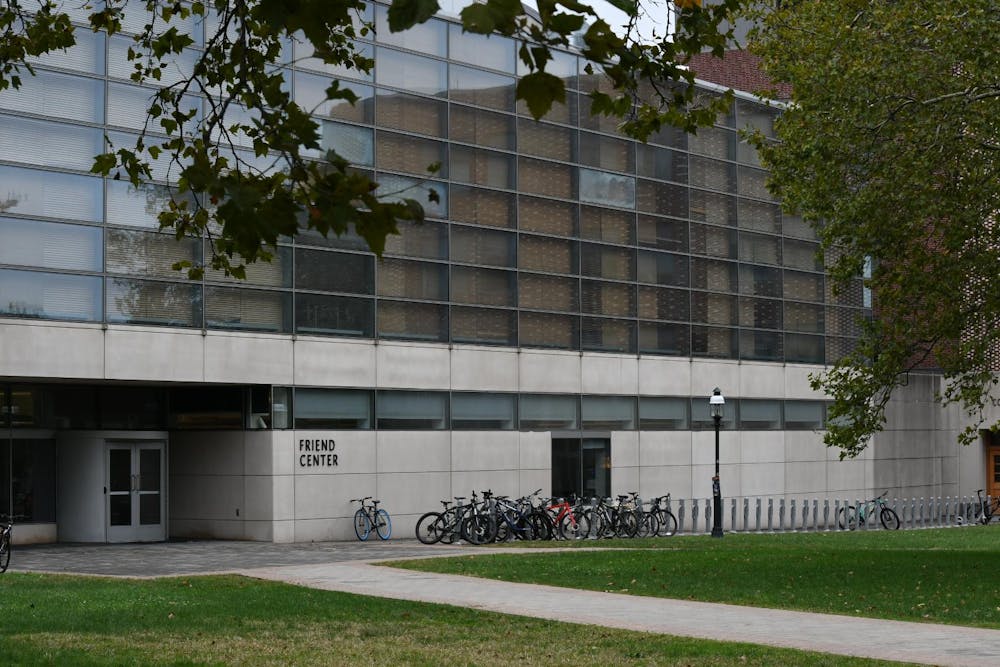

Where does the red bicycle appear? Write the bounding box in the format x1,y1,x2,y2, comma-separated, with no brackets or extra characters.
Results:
546,495,590,540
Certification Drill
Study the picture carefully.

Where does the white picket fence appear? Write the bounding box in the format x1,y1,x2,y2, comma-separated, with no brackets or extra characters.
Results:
659,494,989,534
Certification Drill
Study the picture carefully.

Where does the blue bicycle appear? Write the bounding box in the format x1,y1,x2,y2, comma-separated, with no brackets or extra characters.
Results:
351,497,392,541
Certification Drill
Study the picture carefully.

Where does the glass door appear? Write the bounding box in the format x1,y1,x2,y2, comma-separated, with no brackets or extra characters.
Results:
106,441,165,542
551,437,611,500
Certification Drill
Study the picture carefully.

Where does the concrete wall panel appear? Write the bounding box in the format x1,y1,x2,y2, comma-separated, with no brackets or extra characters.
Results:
451,346,519,391
0,320,104,378
204,334,294,384
293,338,376,387
740,431,784,464
377,431,450,473
105,328,205,382
518,350,581,393
581,354,638,395
637,357,691,396
638,432,691,467
376,343,451,389
451,431,519,471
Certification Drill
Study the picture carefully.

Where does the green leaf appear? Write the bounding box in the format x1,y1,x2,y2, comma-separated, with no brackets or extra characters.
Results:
516,72,566,120
386,0,440,32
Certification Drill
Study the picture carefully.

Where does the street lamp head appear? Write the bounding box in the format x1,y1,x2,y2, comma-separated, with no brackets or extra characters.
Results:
709,387,725,419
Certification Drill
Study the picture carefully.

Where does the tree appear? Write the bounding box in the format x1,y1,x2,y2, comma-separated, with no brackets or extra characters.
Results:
750,1,1000,455
0,0,742,278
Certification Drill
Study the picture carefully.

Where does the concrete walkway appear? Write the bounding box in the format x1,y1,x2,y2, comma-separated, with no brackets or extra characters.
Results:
12,540,1000,666
245,558,1000,667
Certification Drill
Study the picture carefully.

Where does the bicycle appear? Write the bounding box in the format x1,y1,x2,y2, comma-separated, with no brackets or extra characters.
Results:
1,514,15,573
837,492,900,530
350,497,392,541
648,494,678,537
976,489,1000,525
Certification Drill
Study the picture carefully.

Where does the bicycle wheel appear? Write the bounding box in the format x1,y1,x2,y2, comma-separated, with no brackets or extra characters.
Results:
439,511,460,544
880,507,900,530
415,512,445,544
461,513,495,545
353,508,372,541
528,511,552,541
558,511,590,540
615,510,638,538
656,510,678,537
837,506,857,530
371,508,391,540
0,529,10,573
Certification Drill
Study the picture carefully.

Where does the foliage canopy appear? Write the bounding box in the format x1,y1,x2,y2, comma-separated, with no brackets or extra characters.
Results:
752,1,1000,455
0,0,741,277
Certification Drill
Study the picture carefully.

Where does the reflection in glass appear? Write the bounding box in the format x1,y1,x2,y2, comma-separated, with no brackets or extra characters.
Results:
450,64,515,110
377,300,448,341
376,6,446,56
451,392,516,429
450,104,514,149
295,248,374,294
377,48,447,96
295,293,374,337
0,218,102,272
0,69,104,123
376,391,448,429
107,278,202,327
205,287,292,332
449,23,515,72
295,388,372,428
0,268,101,321
639,397,689,429
638,322,690,356
377,90,447,137
451,306,516,345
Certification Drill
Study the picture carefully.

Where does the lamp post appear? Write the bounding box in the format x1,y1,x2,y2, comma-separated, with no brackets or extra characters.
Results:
709,387,725,538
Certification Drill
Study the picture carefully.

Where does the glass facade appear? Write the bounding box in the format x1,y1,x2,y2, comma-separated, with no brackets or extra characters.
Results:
0,3,868,365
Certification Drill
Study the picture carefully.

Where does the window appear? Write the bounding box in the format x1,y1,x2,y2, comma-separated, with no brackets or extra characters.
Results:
639,397,689,430
738,400,782,430
638,215,687,252
0,165,103,223
582,396,636,430
451,307,516,345
106,229,201,279
581,317,635,353
205,287,291,333
107,278,202,327
295,73,374,123
295,294,373,337
519,312,578,349
0,269,101,321
0,69,104,123
785,401,825,430
377,300,448,341
450,145,514,188
520,394,579,430
377,131,447,177
376,391,448,429
518,196,577,236
518,119,575,162
451,185,515,228
452,393,516,429
637,250,688,287
377,90,447,137
377,258,448,300
690,396,736,430
376,48,447,96
295,249,374,295
450,105,515,149
0,218,102,272
579,168,635,209
384,220,448,260
295,389,372,429
638,322,690,356
451,226,514,267
320,122,373,166
450,64,515,110
451,266,515,307
376,6,446,55
519,158,574,199
449,23,515,72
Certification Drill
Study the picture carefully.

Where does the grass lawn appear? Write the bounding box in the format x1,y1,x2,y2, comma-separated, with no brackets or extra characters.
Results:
0,573,906,666
389,527,1000,629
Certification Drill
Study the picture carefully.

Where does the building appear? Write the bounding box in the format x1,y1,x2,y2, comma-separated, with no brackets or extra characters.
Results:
0,2,992,544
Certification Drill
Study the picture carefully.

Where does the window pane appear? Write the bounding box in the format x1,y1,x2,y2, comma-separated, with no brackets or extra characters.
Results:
739,297,782,329
376,391,448,429
318,121,373,166
377,48,447,96
0,115,103,171
581,243,634,281
737,99,778,139
581,206,633,244
295,72,374,123
106,181,188,229
0,218,102,271
638,322,690,356
452,393,516,429
689,189,736,226
449,24,515,72
0,165,102,222
518,119,575,161
691,223,737,259
740,329,783,361
637,179,687,218
107,83,201,133
377,131,447,177
738,399,782,430
451,226,514,267
449,64,514,110
516,93,577,125
579,132,633,173
377,90,447,137
295,249,374,294
582,396,635,430
376,6,446,56
106,228,200,279
450,145,514,188
376,173,448,218
0,269,101,321
295,293,373,337
295,39,373,81
739,264,782,297
636,144,687,183
451,185,514,228
519,158,574,199
691,325,737,358
639,397,689,430
783,239,822,272
518,274,578,311
518,196,576,236
739,199,781,234
637,250,688,287
107,278,202,327
451,266,515,306
638,285,689,321
738,166,772,200
377,258,448,300
785,302,824,333
692,292,736,325
450,306,516,345
740,232,781,265
205,287,292,332
518,235,577,274
519,312,578,349
581,317,635,353
688,126,735,160
582,280,634,317
450,104,515,149
785,270,824,302
579,168,634,208
524,48,577,88
637,215,687,252
0,69,104,123
785,333,825,364
384,220,448,259
785,401,825,430
520,394,579,430
295,389,372,429
377,300,448,341
689,156,736,193
29,28,104,74
691,258,737,292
